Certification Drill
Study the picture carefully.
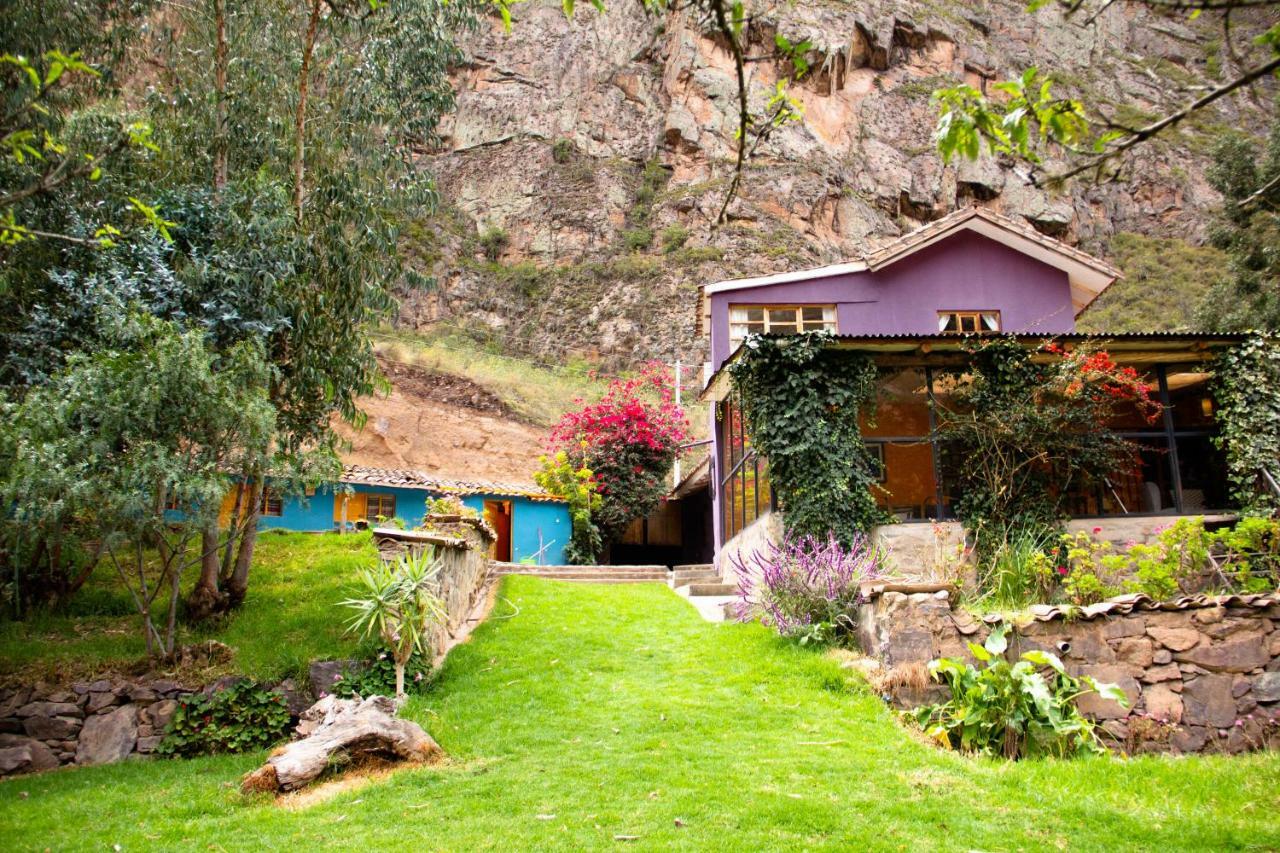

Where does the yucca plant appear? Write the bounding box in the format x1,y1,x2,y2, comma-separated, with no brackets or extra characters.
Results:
342,549,446,701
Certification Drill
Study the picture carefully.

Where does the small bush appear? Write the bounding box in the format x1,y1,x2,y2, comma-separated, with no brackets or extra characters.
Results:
425,495,477,518
333,647,433,698
551,138,576,164
479,227,509,261
622,227,652,252
913,625,1128,759
732,532,886,644
157,681,291,757
660,224,690,253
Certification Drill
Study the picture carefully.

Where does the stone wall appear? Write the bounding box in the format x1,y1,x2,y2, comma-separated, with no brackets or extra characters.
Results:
0,677,194,775
372,516,495,659
856,587,1280,754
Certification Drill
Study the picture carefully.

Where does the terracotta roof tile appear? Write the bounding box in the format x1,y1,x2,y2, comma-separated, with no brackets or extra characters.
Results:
340,465,565,502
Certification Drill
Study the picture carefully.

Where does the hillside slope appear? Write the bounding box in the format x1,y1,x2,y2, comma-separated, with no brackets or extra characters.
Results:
404,0,1271,368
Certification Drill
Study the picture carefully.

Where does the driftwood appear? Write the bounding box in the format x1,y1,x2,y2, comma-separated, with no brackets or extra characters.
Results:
242,695,441,793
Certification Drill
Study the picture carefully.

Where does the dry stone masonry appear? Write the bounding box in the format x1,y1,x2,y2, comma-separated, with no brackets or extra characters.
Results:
0,678,192,775
857,588,1280,755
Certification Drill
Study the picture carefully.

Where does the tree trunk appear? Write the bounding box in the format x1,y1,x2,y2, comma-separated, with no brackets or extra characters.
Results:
292,0,322,220
212,0,229,192
395,662,405,701
220,481,247,582
187,520,225,620
226,480,261,608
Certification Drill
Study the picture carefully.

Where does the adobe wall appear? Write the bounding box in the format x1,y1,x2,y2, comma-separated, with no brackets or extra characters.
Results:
856,588,1280,754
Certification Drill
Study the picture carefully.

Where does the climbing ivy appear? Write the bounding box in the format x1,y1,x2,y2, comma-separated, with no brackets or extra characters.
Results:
728,332,885,545
1212,335,1280,514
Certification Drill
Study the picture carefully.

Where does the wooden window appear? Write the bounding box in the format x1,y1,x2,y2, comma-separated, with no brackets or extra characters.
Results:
729,304,835,348
259,488,283,517
366,493,396,520
938,311,1000,334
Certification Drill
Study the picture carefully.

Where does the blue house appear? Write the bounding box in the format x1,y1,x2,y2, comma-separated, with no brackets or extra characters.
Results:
247,465,570,565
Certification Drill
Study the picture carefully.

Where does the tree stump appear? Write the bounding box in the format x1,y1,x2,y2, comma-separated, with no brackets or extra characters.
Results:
241,695,441,793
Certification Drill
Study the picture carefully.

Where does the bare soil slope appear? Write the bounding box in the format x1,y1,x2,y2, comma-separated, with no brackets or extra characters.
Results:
334,359,546,485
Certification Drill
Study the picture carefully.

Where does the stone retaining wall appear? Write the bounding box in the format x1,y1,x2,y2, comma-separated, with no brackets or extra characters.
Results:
0,677,195,775
856,588,1280,754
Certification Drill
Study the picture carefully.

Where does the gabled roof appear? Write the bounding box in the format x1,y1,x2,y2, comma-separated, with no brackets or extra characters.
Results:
697,206,1122,334
340,465,566,503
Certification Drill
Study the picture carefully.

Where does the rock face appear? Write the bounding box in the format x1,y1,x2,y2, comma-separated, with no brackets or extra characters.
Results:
242,695,442,793
406,1,1273,366
857,591,1280,755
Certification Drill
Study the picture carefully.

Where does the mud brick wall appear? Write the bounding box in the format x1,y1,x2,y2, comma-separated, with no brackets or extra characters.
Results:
856,589,1280,755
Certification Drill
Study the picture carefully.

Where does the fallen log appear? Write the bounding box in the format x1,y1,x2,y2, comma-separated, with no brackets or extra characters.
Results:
242,695,441,793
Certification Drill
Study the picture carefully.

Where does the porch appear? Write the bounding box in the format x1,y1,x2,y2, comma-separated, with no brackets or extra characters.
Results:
704,333,1248,560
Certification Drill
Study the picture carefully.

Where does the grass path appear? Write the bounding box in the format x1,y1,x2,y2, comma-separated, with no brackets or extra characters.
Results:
3,577,1280,850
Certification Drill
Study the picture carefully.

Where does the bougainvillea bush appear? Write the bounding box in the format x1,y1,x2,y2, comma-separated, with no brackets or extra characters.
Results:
546,363,690,547
732,532,887,645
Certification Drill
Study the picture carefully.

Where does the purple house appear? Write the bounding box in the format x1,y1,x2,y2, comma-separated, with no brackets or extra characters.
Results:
695,207,1242,567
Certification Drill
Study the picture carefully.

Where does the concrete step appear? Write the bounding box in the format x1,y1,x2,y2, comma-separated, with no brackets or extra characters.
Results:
686,582,738,597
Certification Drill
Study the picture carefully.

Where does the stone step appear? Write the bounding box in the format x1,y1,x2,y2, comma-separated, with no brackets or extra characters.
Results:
500,570,668,581
669,569,721,588
685,582,738,597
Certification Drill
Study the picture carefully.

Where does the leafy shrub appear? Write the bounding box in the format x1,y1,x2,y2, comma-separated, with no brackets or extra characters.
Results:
425,494,477,518
158,681,291,757
479,227,509,261
913,626,1128,759
1210,515,1280,592
660,224,690,253
534,450,603,564
333,647,433,698
978,529,1058,609
622,227,652,251
551,138,576,164
733,532,886,643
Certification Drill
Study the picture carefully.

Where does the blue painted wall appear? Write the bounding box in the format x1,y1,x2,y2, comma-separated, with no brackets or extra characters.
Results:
258,483,570,564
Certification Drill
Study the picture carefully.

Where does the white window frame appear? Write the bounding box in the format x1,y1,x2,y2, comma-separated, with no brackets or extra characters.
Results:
938,310,1001,334
729,304,836,348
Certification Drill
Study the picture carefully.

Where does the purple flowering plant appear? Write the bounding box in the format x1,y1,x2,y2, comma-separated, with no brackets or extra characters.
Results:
732,532,887,641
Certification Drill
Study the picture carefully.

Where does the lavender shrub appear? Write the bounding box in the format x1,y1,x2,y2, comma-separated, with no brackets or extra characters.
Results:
731,532,887,640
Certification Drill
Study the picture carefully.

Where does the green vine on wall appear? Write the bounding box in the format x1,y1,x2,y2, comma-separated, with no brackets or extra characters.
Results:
1213,335,1280,514
728,332,886,545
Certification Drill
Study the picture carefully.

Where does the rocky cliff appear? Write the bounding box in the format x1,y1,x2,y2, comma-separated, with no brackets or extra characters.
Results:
403,0,1268,367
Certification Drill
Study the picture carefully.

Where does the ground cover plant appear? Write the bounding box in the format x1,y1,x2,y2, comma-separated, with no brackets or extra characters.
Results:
3,573,1280,850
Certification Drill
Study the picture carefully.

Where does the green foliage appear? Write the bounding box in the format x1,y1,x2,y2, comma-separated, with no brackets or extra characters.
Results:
1077,233,1224,333
660,223,690,253
342,549,446,698
977,529,1059,610
937,338,1155,562
933,67,1097,165
479,227,510,261
157,680,290,758
1195,115,1280,333
1209,516,1280,592
1212,335,1280,513
0,318,274,646
333,647,433,698
622,227,652,251
728,331,885,544
534,450,603,565
914,625,1128,759
425,495,478,519
551,138,576,164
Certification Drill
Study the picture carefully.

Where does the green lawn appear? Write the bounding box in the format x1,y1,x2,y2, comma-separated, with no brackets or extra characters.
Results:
0,531,375,682
3,575,1280,851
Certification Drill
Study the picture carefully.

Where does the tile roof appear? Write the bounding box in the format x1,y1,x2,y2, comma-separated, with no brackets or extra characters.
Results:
340,465,566,502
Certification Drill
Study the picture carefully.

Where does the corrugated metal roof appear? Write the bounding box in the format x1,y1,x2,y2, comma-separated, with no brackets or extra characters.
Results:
340,465,566,503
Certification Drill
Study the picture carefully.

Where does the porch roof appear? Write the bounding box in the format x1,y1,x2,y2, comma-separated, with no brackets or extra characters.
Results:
699,332,1250,402
340,465,566,503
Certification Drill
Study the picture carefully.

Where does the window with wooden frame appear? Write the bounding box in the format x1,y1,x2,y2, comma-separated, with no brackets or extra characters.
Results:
259,488,284,517
366,492,396,520
729,305,836,348
938,310,1000,334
